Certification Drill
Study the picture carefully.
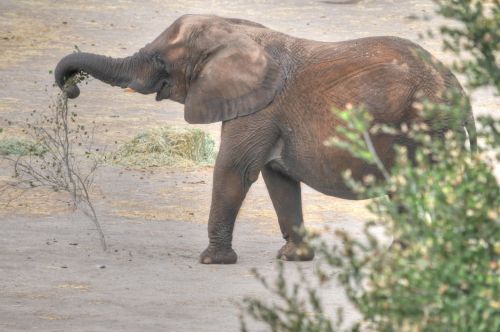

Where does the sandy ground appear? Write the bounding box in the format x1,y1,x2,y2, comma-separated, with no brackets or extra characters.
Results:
0,0,498,331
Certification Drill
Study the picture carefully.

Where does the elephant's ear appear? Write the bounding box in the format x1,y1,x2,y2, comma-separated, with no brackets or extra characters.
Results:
184,37,283,124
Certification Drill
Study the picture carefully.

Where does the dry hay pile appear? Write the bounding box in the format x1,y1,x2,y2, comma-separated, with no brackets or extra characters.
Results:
110,126,217,168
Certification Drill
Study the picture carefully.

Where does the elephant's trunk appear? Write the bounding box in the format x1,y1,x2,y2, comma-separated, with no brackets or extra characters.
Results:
54,52,142,98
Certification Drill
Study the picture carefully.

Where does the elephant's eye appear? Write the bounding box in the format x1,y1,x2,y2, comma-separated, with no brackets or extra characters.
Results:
153,54,169,74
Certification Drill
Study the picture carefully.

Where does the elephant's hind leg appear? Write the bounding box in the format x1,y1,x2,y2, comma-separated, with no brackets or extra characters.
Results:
262,165,314,261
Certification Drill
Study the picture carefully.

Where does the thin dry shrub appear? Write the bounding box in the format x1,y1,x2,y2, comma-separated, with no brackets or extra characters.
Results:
2,92,106,250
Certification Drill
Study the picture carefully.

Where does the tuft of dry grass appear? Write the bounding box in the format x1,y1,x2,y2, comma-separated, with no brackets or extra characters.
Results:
109,126,217,168
0,136,46,156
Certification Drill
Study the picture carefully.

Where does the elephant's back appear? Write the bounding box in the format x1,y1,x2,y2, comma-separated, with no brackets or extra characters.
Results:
280,35,462,126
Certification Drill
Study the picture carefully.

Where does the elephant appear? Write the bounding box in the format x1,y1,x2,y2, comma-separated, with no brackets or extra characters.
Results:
55,15,476,264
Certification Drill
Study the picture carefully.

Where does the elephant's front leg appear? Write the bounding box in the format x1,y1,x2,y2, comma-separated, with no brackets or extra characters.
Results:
262,165,314,261
199,163,250,264
199,120,278,264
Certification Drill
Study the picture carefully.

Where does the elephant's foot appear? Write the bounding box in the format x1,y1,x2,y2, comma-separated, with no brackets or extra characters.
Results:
277,241,314,261
199,246,238,264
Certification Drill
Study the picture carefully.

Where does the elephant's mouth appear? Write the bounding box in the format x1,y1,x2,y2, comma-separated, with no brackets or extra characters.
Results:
155,80,170,101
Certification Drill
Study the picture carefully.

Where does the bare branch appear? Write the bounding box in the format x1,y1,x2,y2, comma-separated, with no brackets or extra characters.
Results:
1,90,107,250
362,131,391,181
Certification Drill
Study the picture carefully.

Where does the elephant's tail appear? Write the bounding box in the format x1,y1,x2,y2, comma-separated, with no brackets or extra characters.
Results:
464,106,477,152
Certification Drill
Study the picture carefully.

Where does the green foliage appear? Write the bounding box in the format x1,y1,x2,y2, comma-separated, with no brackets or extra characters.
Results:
322,120,500,331
109,126,217,168
0,136,47,156
325,104,393,182
242,0,500,331
435,0,500,90
478,116,500,157
325,105,377,165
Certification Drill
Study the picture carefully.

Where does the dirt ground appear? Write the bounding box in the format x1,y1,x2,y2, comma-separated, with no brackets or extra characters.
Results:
0,1,498,331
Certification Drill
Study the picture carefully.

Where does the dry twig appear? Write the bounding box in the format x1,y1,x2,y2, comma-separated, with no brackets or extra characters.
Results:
1,92,106,250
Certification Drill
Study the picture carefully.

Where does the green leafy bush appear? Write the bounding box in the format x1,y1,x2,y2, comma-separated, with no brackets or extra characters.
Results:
435,0,500,90
320,115,499,331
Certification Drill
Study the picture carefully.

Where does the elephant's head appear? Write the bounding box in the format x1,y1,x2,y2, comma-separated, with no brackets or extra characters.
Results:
55,15,284,124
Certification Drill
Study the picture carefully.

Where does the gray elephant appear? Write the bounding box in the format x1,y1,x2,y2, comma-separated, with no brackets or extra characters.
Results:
55,15,475,264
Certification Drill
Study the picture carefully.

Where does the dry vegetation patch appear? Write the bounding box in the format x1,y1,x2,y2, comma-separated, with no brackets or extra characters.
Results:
109,126,217,168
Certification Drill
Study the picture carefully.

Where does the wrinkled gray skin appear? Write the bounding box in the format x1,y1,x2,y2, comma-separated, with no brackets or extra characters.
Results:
55,15,475,264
